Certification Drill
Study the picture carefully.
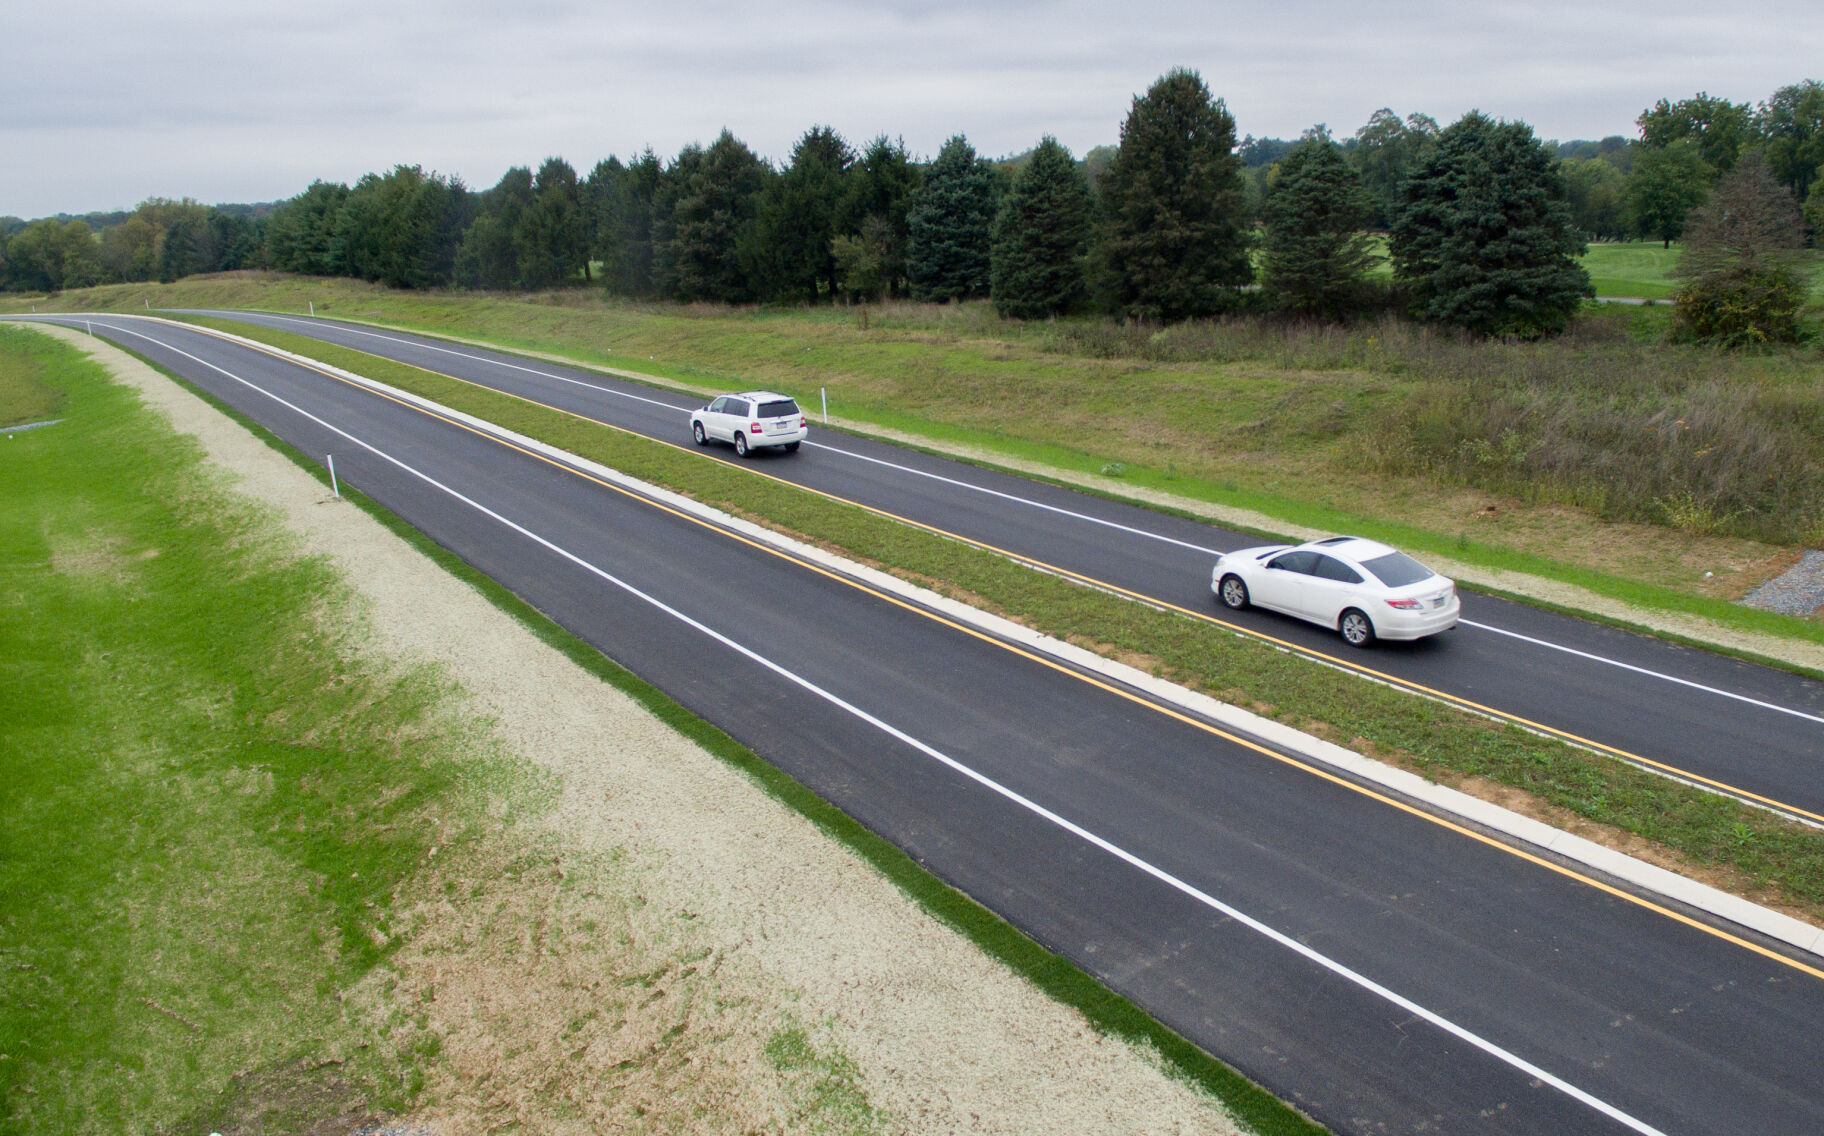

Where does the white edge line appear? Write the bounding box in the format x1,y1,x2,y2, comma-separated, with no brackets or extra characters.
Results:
60,315,1824,966
81,314,1674,1136
1462,618,1824,726
180,312,1824,722
201,310,1231,556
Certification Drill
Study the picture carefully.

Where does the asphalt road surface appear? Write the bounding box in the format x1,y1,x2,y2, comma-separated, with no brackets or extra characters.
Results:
25,314,1824,1136
190,310,1824,828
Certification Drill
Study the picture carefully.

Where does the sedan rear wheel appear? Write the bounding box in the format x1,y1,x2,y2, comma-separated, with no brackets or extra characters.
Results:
734,432,750,457
1339,608,1375,648
1218,574,1250,610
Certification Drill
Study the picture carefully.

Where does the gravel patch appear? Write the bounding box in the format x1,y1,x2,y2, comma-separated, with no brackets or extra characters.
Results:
1741,551,1824,617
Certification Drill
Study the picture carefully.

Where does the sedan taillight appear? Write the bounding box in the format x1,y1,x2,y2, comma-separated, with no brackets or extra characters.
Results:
1385,598,1422,610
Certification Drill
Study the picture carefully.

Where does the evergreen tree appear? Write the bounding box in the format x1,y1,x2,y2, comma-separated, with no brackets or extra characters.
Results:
989,136,1091,319
1628,140,1710,247
1390,112,1591,337
455,167,534,290
905,135,998,302
1671,152,1808,345
335,166,467,289
586,150,664,297
517,157,587,289
1096,69,1251,321
1259,137,1376,319
745,126,853,302
266,181,351,276
839,136,921,297
669,130,769,302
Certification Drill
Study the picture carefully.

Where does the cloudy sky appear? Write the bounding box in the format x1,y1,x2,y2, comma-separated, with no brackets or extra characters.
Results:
5,0,1820,219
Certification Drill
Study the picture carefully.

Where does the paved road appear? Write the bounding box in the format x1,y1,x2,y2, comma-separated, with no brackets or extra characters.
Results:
185,309,1824,829
28,314,1824,1136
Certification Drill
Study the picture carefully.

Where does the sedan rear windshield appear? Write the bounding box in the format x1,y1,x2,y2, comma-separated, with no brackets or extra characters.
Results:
758,399,800,418
1361,551,1435,588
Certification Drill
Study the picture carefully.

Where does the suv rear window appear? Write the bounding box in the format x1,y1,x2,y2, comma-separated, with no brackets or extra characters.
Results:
757,399,799,418
1361,551,1434,588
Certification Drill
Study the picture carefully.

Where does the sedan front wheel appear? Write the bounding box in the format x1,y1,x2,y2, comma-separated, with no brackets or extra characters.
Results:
1218,575,1250,610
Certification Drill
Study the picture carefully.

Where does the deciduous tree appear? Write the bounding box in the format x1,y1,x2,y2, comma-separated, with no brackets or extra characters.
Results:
1757,80,1824,203
1560,157,1631,242
1348,109,1439,229
1096,68,1251,321
1628,140,1711,247
1389,112,1590,337
1637,92,1755,177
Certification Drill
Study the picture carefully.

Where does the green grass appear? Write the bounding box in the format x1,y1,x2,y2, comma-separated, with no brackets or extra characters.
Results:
179,316,1824,930
0,325,507,1132
1581,241,1824,301
0,339,64,426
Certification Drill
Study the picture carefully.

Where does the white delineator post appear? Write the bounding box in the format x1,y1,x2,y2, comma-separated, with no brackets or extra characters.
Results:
821,387,828,424
327,454,340,498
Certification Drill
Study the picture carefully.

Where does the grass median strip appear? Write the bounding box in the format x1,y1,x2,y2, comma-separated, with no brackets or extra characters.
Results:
181,314,1824,929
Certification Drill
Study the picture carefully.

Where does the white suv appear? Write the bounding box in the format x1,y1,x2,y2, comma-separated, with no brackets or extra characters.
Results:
690,391,807,456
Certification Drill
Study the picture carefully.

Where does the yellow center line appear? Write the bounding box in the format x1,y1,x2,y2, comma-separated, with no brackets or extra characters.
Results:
177,319,1824,982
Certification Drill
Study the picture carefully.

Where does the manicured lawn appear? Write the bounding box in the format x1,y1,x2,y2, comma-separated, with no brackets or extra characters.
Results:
1582,240,1824,300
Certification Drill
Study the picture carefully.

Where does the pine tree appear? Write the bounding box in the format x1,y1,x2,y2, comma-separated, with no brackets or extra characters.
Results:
905,136,998,302
1390,112,1591,337
1096,69,1251,321
1259,137,1376,319
839,136,921,298
669,131,770,303
989,137,1091,319
744,126,853,302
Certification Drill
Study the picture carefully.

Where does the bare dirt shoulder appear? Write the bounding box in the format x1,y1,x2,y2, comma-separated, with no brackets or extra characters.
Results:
37,324,1251,1134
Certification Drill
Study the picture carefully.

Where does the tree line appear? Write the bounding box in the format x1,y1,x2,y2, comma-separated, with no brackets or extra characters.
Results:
3,72,1819,341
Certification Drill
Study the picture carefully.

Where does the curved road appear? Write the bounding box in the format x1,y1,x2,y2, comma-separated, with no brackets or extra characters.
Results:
22,314,1824,1135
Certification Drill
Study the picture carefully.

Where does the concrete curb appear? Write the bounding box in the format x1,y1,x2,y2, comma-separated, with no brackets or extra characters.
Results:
114,315,1824,965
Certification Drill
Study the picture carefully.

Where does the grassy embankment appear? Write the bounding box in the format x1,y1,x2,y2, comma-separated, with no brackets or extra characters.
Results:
0,324,499,1131
1,325,1324,1136
179,314,1824,933
10,275,1823,654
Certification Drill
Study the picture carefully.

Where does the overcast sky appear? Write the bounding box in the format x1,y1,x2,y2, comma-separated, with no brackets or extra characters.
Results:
5,0,1820,220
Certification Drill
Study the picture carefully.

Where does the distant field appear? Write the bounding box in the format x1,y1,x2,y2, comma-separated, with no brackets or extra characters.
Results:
1581,241,1824,301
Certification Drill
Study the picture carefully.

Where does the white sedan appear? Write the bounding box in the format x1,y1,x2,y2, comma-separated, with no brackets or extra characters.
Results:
1210,536,1459,647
